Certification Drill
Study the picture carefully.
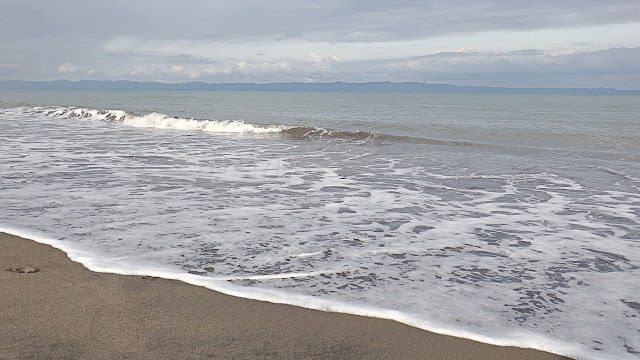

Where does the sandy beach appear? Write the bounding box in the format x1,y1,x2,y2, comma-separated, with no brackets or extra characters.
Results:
1,231,570,360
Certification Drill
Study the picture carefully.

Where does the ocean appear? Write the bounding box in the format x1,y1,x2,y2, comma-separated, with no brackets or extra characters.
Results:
1,90,639,359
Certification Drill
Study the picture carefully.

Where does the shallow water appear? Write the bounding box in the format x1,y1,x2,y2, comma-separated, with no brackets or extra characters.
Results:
1,91,639,359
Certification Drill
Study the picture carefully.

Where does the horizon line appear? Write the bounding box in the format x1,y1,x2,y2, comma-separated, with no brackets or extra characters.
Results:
1,79,638,94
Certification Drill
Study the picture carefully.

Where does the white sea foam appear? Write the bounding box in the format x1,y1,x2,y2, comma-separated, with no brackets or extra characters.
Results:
0,223,618,360
1,104,639,360
7,106,289,134
123,112,288,134
2,106,383,140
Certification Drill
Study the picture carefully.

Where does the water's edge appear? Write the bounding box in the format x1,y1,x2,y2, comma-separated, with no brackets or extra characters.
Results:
2,225,592,360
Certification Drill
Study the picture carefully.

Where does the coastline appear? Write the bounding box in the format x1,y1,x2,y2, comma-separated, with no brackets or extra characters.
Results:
1,231,570,360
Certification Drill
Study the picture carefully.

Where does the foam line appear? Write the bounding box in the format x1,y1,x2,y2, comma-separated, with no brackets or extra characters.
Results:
0,224,618,360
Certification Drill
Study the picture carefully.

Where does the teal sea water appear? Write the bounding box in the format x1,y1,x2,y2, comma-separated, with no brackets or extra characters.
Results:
1,90,639,359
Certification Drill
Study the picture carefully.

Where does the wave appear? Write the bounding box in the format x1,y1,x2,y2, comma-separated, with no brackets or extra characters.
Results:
24,106,290,134
7,106,377,139
0,225,598,360
3,105,474,146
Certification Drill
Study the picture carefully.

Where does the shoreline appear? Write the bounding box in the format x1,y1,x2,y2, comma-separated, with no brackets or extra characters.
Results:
1,231,570,359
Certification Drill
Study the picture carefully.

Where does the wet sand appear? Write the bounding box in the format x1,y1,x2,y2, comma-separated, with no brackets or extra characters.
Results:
1,231,571,359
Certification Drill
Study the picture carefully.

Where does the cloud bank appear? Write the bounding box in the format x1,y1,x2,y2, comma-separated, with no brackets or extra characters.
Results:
1,0,639,88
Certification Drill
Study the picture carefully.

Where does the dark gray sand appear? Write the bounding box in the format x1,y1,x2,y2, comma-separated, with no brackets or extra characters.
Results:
1,232,571,360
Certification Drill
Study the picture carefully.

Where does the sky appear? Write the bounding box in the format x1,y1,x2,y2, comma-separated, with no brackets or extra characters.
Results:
1,0,640,89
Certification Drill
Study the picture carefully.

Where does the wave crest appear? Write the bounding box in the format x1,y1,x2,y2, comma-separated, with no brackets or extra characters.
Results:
123,112,288,134
7,106,385,140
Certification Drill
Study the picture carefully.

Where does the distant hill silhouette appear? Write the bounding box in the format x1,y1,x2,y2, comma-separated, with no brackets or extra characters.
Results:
1,80,638,95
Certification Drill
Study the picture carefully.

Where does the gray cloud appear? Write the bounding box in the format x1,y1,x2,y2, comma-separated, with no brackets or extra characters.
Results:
389,47,640,89
4,0,639,43
49,47,632,89
1,1,639,88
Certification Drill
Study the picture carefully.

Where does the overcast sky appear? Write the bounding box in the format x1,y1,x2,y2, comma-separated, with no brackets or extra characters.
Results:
2,0,639,89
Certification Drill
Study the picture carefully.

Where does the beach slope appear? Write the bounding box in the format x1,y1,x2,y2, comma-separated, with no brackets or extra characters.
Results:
1,232,570,360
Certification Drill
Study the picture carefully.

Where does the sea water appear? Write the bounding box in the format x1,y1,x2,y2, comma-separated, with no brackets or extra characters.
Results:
0,90,639,359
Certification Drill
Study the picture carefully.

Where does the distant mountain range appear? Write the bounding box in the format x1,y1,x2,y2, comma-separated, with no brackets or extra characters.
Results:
1,80,638,95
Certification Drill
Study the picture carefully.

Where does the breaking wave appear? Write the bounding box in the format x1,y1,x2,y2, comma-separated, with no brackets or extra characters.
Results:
5,106,388,140
0,106,489,149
